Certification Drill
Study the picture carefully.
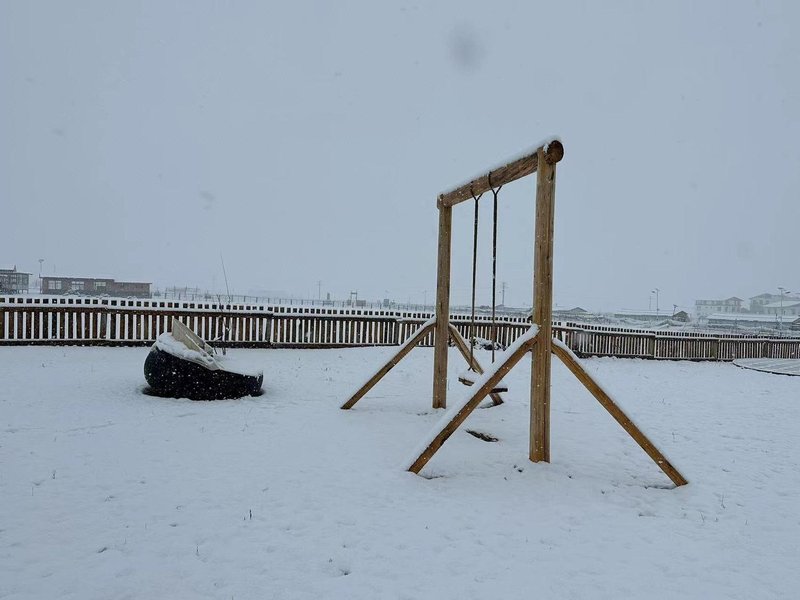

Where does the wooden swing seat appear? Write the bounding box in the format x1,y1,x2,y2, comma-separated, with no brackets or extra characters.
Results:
458,371,508,393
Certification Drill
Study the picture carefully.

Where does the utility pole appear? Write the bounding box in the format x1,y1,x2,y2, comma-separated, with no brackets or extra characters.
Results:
317,280,322,301
501,281,507,307
652,288,660,314
778,287,789,330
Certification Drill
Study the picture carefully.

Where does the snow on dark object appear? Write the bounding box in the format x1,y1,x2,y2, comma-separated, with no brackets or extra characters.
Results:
143,319,263,400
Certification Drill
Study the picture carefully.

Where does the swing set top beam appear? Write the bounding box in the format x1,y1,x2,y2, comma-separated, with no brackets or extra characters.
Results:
437,139,564,209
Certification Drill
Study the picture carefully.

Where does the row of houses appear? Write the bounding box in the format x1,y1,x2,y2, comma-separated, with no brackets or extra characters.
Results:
696,293,800,318
0,267,151,298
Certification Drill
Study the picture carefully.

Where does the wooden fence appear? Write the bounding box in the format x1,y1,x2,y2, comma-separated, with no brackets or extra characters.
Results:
1,297,798,361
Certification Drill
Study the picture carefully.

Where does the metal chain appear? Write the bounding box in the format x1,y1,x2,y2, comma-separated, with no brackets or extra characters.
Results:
469,187,483,370
489,175,503,363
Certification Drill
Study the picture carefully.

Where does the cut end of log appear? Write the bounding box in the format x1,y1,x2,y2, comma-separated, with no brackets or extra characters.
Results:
544,140,564,165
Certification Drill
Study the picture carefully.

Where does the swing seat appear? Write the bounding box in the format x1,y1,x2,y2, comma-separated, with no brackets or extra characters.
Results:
458,370,508,393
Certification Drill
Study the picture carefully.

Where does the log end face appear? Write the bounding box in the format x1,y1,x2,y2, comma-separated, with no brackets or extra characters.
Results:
544,140,564,165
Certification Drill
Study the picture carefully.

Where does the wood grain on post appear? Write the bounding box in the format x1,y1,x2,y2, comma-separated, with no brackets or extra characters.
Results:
551,342,688,487
530,147,558,463
432,204,453,409
408,335,536,474
438,140,564,208
341,321,435,410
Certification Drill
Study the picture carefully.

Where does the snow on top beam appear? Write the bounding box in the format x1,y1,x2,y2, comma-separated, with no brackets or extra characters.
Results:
437,139,564,209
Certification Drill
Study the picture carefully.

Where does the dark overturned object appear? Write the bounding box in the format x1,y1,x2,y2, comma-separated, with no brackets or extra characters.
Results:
144,318,263,400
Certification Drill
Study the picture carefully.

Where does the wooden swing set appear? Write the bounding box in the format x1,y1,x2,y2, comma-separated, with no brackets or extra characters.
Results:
341,139,687,487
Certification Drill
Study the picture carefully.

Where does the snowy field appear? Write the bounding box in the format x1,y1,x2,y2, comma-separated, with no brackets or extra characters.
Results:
2,345,799,599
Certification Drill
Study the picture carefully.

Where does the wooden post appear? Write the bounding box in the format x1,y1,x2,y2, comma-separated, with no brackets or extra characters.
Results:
530,145,559,463
341,320,436,410
408,331,538,474
447,323,504,406
432,202,453,409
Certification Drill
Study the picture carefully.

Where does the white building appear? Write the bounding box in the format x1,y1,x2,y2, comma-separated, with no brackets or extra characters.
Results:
749,292,800,313
695,297,744,318
762,300,800,318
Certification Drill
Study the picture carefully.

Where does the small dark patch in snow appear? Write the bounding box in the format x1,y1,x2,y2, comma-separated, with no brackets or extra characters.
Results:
169,523,178,527
339,568,351,576
643,483,674,490
419,472,445,480
466,430,498,442
97,546,108,553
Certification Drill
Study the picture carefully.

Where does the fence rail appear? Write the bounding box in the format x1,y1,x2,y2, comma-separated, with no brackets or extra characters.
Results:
1,302,798,360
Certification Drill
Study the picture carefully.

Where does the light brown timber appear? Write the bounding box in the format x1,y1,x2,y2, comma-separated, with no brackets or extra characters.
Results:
447,323,504,405
530,147,558,463
408,333,538,474
551,342,688,487
340,321,436,410
439,140,564,208
432,205,453,409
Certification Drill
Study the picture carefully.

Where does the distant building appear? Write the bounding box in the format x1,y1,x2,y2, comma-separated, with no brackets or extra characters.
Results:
695,297,744,318
706,312,783,330
672,310,690,322
749,292,800,314
553,306,590,318
613,309,675,323
40,276,151,298
0,266,31,293
762,300,800,318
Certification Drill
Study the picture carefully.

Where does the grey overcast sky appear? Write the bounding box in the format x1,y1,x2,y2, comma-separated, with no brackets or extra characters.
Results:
1,1,798,312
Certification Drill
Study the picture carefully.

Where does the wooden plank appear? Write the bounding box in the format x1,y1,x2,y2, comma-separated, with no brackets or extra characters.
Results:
530,147,557,463
447,323,504,405
439,140,563,208
432,205,453,409
33,310,42,339
551,340,688,487
341,320,436,410
408,333,537,474
26,310,34,340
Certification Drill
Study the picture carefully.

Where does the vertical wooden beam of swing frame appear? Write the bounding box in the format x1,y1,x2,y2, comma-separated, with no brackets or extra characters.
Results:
432,201,453,409
530,147,557,463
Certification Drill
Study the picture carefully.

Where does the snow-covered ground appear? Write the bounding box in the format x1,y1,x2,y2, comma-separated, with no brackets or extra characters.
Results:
2,346,798,599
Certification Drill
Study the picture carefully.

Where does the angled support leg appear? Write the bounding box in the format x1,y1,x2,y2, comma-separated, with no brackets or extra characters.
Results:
447,323,504,406
407,327,539,474
551,339,688,487
341,318,436,410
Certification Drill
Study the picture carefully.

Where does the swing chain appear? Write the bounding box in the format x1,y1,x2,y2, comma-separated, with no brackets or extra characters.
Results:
488,174,503,363
468,185,483,371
